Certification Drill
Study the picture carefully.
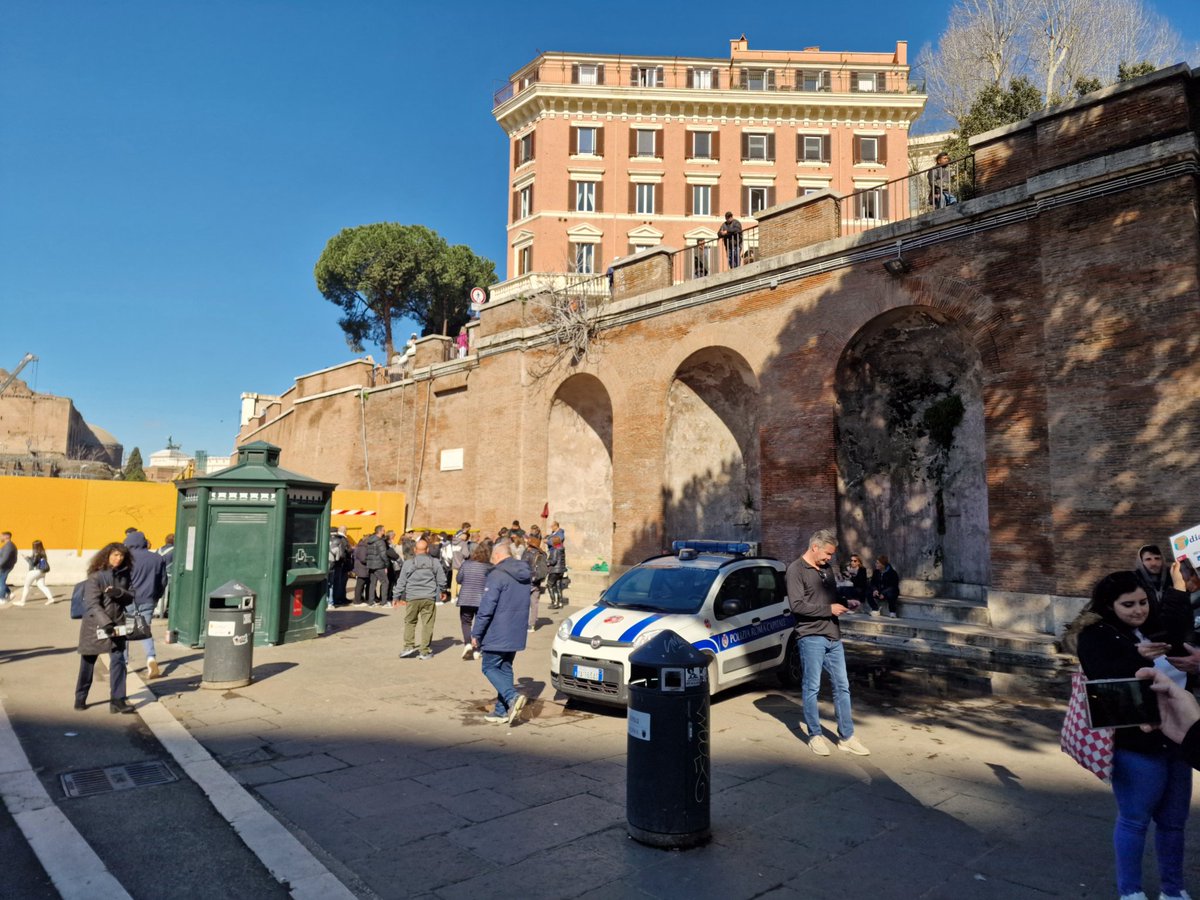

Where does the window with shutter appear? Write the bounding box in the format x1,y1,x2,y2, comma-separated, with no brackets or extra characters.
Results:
877,135,887,165
822,135,831,162
576,127,597,155
575,182,596,212
576,64,599,86
853,135,862,164
594,182,603,212
767,134,775,161
517,245,532,276
571,64,579,84
636,130,656,158
635,184,655,215
655,66,663,86
711,132,720,161
596,128,604,157
692,132,711,159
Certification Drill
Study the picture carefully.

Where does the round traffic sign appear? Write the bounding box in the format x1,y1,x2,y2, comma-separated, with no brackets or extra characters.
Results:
469,287,487,304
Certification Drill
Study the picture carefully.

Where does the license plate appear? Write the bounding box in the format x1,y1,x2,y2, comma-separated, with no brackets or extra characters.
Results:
573,664,603,681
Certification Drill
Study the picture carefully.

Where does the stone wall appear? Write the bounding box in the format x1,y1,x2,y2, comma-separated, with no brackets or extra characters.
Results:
239,66,1200,630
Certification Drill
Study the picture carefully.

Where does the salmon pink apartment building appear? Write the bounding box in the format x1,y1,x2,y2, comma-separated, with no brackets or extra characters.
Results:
490,35,927,299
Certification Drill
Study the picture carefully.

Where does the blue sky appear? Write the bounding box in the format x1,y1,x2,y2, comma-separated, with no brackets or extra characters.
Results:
2,0,1197,466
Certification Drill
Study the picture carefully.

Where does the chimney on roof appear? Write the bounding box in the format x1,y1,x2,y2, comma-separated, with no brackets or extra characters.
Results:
730,34,748,55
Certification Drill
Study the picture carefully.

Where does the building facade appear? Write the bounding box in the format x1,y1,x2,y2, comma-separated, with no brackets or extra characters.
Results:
491,35,925,300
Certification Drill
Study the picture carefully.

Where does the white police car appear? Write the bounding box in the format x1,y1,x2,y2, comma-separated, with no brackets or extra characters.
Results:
550,541,799,706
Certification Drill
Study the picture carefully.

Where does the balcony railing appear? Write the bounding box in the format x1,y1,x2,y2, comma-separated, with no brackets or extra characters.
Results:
669,225,761,284
659,156,972,288
840,155,974,237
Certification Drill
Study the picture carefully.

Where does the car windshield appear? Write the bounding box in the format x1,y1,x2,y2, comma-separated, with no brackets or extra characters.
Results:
602,564,719,614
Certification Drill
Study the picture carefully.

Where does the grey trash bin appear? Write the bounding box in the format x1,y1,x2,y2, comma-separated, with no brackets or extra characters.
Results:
626,629,711,848
201,581,255,689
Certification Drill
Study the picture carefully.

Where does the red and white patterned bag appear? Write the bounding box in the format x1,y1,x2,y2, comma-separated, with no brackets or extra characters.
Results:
1061,670,1115,781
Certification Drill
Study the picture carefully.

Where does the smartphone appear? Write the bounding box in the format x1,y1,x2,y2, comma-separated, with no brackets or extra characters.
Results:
1085,677,1161,729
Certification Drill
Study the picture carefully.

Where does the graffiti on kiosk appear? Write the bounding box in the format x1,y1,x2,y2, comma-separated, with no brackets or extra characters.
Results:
292,547,316,566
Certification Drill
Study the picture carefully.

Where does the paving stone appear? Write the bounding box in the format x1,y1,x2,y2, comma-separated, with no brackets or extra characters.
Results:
343,802,470,843
271,753,347,778
354,834,492,898
432,787,527,823
435,841,638,900
232,764,292,787
413,763,508,797
448,794,625,864
326,778,442,819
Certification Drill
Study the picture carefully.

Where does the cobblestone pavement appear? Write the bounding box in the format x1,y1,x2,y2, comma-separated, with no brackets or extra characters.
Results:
4,594,1200,898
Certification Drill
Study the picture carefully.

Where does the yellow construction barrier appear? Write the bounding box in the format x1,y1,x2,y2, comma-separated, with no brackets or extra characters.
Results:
0,476,405,584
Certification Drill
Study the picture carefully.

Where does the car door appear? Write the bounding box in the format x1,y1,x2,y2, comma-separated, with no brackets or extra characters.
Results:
710,564,789,683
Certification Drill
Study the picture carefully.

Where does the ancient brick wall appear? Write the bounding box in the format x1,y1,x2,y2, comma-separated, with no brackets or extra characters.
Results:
241,67,1200,622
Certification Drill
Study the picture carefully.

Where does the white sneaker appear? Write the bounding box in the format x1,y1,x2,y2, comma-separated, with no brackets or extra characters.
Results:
146,658,161,678
1120,893,1148,900
461,644,474,660
839,735,871,756
808,735,831,756
1160,891,1192,900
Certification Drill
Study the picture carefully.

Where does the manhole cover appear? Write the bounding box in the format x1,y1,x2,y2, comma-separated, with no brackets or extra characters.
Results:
61,761,178,799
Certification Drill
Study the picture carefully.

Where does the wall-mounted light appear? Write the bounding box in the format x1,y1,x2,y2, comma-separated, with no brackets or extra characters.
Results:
883,240,911,276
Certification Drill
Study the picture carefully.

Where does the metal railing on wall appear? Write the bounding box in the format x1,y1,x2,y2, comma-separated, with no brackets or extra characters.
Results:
669,225,761,285
840,155,974,237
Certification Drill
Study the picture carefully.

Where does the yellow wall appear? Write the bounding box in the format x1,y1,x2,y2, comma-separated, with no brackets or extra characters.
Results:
0,476,405,554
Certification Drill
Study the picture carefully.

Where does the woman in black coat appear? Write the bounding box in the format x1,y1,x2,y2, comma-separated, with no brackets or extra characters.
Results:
75,542,136,713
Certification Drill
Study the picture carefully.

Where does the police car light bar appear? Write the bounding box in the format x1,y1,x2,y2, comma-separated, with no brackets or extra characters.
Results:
671,540,756,557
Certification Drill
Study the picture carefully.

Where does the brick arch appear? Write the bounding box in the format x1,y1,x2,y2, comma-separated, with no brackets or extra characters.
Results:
547,373,614,567
662,346,762,544
800,275,1006,378
833,303,991,589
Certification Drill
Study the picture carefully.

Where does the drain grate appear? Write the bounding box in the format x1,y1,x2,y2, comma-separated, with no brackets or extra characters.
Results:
61,761,178,799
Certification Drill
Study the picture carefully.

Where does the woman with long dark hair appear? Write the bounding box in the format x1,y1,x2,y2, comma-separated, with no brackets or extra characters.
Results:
75,542,136,713
16,539,55,605
1070,567,1192,900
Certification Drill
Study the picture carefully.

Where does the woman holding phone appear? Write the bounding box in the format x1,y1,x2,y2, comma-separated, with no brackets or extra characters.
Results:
1068,567,1192,900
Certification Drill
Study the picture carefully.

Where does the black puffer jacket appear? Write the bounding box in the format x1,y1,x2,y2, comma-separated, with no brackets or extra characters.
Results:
77,568,134,656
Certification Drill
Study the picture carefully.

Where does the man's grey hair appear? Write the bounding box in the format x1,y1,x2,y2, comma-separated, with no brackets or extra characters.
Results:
493,540,513,559
809,528,838,550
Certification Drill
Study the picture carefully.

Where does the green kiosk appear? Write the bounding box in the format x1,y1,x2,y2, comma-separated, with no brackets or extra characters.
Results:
168,441,336,647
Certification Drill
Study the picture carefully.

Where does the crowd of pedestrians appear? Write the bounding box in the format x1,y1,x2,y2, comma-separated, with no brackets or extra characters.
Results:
323,517,570,726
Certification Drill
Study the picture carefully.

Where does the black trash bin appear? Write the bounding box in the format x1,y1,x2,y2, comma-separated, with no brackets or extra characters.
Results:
202,580,255,690
626,630,711,848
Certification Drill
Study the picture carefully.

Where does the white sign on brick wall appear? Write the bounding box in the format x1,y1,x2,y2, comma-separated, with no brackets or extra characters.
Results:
440,448,464,471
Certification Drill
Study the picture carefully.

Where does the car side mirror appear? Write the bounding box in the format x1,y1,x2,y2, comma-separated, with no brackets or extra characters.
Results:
719,598,744,616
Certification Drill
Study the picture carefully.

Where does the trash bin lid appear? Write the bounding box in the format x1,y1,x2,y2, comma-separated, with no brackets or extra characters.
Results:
209,579,256,600
628,630,708,668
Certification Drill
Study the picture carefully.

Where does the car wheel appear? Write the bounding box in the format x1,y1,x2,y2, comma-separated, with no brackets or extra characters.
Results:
777,635,801,687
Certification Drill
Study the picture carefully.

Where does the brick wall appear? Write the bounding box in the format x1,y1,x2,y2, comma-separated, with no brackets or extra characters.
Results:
242,67,1200,618
756,193,841,258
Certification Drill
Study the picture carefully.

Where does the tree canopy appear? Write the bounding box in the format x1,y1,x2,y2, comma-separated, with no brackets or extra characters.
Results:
123,447,146,482
942,76,1045,161
314,223,496,360
919,0,1186,127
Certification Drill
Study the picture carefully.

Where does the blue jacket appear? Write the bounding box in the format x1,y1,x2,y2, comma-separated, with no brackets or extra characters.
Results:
471,556,531,652
124,531,167,607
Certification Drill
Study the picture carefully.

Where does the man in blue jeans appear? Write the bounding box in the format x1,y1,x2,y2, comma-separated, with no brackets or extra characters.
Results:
785,528,870,757
471,541,532,725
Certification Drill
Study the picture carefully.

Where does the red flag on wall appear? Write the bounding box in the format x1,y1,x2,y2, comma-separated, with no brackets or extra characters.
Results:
541,502,549,519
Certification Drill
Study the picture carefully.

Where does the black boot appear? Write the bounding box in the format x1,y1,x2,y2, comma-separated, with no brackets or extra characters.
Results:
109,698,135,715
74,697,87,710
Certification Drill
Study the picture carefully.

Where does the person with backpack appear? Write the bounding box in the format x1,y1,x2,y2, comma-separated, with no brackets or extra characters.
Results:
327,526,351,608
16,539,55,605
524,535,549,632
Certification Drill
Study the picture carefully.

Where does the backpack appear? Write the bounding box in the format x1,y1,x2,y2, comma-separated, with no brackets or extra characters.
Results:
329,535,346,565
530,549,549,583
70,580,87,620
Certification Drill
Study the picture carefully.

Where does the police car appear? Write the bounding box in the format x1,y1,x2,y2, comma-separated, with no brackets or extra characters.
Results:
550,541,800,706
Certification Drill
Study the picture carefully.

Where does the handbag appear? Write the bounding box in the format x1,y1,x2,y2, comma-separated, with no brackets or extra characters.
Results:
123,610,153,640
1061,670,1114,781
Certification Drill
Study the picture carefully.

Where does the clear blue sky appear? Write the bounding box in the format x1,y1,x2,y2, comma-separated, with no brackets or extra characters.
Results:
2,0,1197,465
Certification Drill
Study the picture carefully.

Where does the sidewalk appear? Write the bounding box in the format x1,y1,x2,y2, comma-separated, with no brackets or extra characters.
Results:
3,593,1199,898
